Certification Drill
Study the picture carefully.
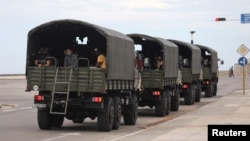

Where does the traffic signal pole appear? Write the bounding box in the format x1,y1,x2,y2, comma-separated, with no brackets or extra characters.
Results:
215,13,250,23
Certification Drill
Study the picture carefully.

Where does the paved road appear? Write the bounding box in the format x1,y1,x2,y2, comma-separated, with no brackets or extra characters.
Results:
0,76,245,141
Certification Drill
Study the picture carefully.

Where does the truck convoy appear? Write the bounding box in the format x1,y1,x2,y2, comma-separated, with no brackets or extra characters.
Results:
25,19,221,131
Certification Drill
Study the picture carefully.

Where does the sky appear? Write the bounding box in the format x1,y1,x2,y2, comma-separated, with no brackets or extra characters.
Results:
1,0,250,74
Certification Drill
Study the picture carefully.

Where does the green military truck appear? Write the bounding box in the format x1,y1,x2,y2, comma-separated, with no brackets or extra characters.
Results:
25,19,138,131
196,44,219,97
128,34,180,117
168,40,201,105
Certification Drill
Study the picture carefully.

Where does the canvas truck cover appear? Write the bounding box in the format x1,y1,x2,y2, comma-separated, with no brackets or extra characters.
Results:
26,19,134,80
127,34,179,78
168,39,201,75
196,44,218,73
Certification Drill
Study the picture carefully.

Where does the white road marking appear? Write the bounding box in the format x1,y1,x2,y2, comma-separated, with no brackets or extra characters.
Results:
102,128,150,141
3,107,32,112
41,133,80,141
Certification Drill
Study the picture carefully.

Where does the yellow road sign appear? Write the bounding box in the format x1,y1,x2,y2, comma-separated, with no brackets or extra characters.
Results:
237,44,249,56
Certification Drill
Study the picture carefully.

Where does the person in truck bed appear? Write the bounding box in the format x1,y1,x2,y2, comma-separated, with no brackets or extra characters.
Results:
94,48,106,69
64,48,78,67
154,55,163,70
34,48,51,67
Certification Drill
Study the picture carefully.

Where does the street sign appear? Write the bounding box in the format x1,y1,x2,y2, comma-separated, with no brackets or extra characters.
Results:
237,44,249,56
241,13,250,24
238,56,248,96
238,57,248,66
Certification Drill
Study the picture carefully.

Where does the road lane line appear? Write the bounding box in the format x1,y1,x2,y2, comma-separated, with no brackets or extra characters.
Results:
3,107,32,112
105,128,148,141
41,133,80,141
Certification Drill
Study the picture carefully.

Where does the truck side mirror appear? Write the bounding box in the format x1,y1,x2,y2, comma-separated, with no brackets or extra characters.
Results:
220,60,224,65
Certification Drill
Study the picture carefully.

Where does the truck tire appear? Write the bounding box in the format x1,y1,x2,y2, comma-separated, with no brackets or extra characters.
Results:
97,97,114,131
205,82,213,97
123,95,138,125
165,90,171,115
37,109,52,130
171,88,180,111
213,83,217,96
51,114,64,128
155,90,167,117
195,83,201,102
184,85,195,105
112,96,121,130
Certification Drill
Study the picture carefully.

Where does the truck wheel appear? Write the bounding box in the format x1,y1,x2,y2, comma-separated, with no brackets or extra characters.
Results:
112,96,121,130
155,90,167,116
51,114,64,128
37,109,52,130
195,83,201,102
97,97,114,131
205,82,213,97
123,95,138,125
171,88,180,111
213,83,217,96
184,85,194,105
165,90,171,115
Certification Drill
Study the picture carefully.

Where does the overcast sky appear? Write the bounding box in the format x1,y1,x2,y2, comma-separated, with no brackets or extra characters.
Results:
1,0,250,74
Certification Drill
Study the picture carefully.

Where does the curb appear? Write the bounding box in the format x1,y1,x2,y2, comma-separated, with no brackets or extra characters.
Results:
0,104,17,109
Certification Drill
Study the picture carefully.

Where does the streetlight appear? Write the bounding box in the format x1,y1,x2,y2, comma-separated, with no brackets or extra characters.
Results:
190,30,196,44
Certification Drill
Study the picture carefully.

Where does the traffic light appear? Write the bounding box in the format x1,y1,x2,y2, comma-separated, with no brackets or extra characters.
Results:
215,18,226,21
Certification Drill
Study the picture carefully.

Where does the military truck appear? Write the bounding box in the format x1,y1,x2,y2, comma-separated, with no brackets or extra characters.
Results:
127,34,180,117
196,44,219,97
25,19,138,131
168,40,201,105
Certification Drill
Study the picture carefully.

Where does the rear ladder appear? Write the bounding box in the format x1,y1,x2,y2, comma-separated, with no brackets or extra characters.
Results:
50,67,73,115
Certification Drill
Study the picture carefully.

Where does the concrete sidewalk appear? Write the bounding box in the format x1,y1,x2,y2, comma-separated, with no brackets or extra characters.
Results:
151,90,250,141
112,89,250,141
